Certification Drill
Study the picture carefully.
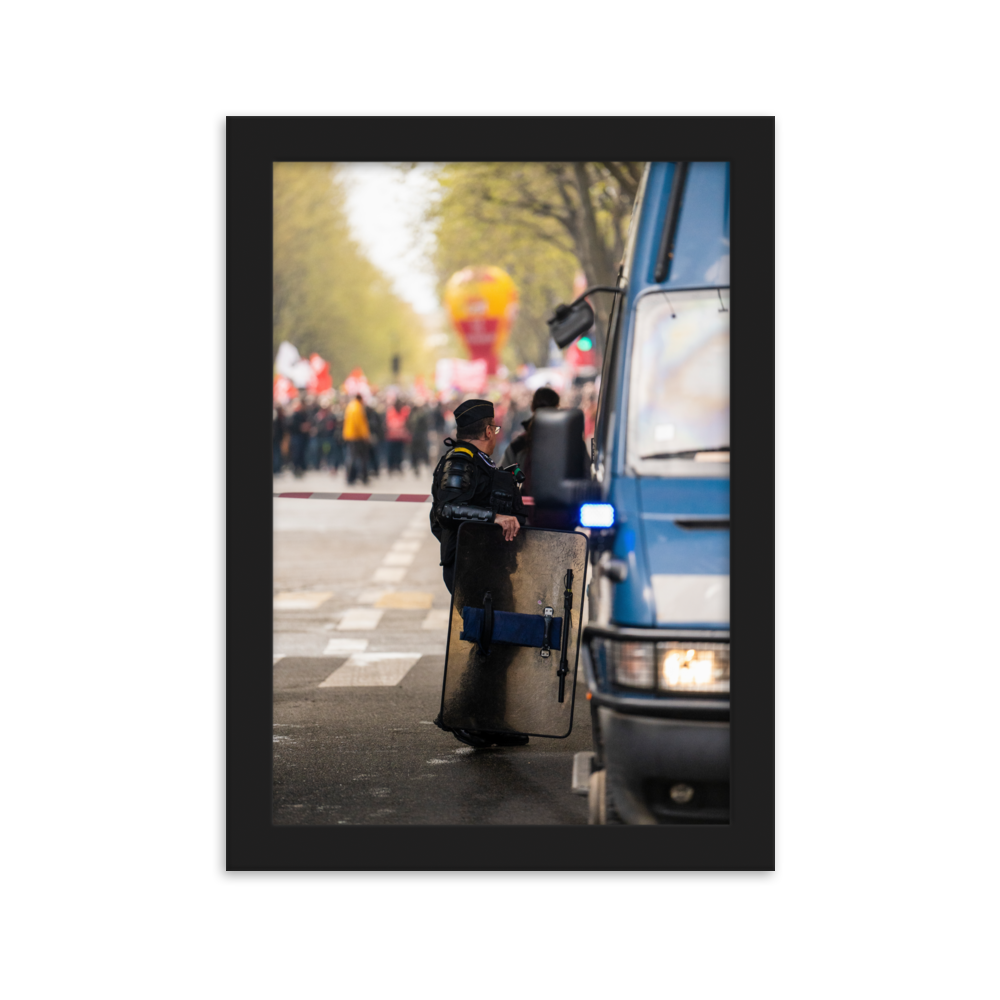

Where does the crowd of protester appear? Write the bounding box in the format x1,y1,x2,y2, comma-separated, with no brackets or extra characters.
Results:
272,380,598,482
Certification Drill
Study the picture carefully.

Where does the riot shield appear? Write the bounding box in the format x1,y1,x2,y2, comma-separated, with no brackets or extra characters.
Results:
439,521,589,738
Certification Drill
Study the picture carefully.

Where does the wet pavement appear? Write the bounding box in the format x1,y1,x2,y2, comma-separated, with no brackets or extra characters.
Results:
272,463,592,825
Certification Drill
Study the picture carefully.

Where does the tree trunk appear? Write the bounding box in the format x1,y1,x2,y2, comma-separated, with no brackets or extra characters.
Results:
571,163,618,355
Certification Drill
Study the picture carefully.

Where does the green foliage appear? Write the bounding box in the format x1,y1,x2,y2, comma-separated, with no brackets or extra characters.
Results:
273,163,431,386
426,162,644,365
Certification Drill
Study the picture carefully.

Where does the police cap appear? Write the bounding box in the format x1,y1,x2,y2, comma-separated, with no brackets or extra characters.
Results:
453,398,494,429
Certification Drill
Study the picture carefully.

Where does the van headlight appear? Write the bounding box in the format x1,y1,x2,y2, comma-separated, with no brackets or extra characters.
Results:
658,643,729,692
590,638,729,693
592,639,656,688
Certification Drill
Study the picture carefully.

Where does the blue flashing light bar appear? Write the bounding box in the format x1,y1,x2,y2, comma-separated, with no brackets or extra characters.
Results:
579,503,615,528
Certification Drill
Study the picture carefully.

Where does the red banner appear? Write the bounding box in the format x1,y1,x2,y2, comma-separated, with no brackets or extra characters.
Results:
308,353,332,394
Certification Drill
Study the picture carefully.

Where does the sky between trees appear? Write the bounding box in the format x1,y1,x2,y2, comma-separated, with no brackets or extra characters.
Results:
273,162,643,386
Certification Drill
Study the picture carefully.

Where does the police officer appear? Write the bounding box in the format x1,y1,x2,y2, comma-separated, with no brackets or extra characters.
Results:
430,398,526,595
430,399,529,749
500,386,559,496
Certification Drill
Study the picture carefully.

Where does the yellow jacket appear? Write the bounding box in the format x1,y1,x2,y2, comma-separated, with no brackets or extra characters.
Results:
342,398,371,441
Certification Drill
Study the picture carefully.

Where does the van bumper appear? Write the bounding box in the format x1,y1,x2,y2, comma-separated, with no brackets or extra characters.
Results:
598,707,730,824
580,630,731,825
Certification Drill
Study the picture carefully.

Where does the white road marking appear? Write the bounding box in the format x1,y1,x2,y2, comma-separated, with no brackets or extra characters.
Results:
337,608,384,631
323,637,370,654
319,652,421,687
356,587,394,604
375,591,433,609
400,529,425,540
421,608,451,630
391,540,422,553
382,551,416,567
273,654,286,664
274,591,333,610
372,567,406,583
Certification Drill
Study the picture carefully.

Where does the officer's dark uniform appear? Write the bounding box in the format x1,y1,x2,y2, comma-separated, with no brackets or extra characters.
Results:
429,399,528,749
429,399,526,596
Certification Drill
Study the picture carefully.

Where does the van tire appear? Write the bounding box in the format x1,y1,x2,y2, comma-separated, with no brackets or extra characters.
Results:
588,768,623,824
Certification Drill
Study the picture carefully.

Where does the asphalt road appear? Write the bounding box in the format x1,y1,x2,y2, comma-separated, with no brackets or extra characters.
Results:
273,462,593,825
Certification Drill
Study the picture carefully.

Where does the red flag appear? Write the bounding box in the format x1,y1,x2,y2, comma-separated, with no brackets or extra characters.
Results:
342,367,372,401
308,353,332,394
273,375,298,404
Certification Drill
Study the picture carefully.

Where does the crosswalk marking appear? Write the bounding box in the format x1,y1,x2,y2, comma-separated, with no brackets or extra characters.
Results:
375,591,433,609
421,608,451,630
356,587,393,605
318,652,421,687
276,508,442,681
323,637,370,654
337,608,385,630
382,551,416,567
372,567,406,583
390,540,421,553
274,591,333,610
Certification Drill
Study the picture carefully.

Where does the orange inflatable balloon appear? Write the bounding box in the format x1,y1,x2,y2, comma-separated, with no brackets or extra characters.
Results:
443,266,519,375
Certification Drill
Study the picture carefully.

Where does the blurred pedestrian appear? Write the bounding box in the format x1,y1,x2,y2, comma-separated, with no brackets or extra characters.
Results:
385,397,411,474
330,398,346,472
316,401,337,470
288,397,311,478
408,403,431,474
342,393,371,485
431,399,447,461
366,398,384,478
304,394,321,470
272,404,285,475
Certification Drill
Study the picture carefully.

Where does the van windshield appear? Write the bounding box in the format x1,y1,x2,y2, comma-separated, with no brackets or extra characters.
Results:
626,288,730,476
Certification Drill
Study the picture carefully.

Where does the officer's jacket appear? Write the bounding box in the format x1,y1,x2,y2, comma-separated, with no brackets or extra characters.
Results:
430,440,526,567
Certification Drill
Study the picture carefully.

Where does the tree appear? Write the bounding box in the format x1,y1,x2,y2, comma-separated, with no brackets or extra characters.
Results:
425,162,644,363
273,163,432,386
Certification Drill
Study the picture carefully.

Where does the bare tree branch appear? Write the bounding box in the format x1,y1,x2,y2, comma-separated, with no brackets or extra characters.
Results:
462,201,575,254
625,161,644,185
601,161,639,202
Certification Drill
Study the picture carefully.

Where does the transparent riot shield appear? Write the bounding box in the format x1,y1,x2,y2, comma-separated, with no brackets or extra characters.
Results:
439,521,589,738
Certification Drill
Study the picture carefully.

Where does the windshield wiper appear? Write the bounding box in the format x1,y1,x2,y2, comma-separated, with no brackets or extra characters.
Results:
641,445,730,460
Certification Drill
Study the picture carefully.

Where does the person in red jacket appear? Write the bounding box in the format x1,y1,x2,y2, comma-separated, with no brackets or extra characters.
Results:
384,398,412,474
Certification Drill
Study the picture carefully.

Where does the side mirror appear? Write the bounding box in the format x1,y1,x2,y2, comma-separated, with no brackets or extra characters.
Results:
531,408,599,510
546,300,594,349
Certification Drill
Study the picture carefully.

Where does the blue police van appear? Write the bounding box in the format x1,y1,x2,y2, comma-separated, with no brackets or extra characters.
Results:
536,161,730,824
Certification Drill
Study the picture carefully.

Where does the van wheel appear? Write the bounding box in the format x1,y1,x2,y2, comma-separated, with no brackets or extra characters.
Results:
588,768,623,824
